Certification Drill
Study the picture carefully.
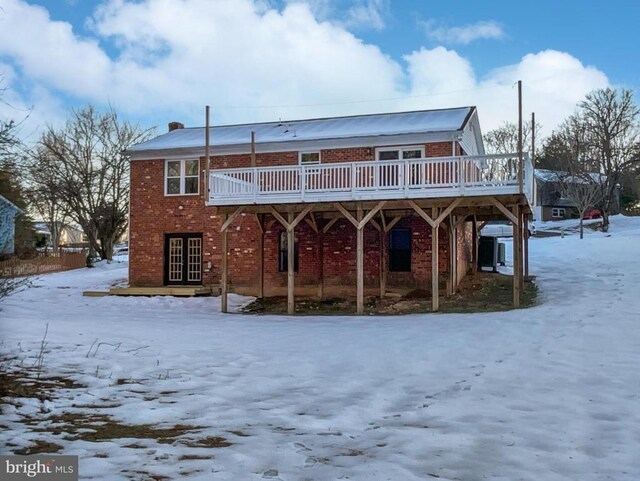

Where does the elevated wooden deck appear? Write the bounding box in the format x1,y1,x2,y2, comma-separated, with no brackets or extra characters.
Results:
207,153,534,209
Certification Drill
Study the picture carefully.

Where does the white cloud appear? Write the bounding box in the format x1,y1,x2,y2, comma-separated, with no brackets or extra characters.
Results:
0,0,610,141
284,0,388,30
343,0,388,31
423,20,505,45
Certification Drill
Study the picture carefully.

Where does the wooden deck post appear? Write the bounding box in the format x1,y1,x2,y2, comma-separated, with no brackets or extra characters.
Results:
432,207,440,312
356,203,364,315
317,227,324,299
447,216,457,296
519,206,525,292
287,211,295,315
379,227,387,298
512,206,521,307
221,215,228,313
523,212,529,279
471,214,478,274
256,214,264,298
332,201,385,314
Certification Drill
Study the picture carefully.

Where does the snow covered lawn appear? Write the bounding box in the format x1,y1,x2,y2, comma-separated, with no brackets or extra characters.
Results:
1,216,640,480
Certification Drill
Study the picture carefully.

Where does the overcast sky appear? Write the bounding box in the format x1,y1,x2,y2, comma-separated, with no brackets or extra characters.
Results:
0,0,637,142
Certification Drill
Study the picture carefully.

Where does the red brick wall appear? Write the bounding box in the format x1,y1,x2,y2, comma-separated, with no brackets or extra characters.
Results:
129,141,465,293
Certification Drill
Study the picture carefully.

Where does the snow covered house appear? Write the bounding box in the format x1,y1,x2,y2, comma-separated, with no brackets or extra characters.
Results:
0,194,22,257
125,107,535,313
533,169,619,221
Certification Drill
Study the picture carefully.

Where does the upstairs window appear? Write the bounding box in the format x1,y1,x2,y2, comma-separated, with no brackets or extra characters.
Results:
376,146,424,161
299,151,321,165
389,228,411,272
166,159,199,196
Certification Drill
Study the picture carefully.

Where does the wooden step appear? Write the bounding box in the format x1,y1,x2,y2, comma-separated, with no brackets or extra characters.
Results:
108,286,212,297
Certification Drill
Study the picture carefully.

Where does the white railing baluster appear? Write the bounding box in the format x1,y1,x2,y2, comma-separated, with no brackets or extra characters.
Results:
207,153,532,205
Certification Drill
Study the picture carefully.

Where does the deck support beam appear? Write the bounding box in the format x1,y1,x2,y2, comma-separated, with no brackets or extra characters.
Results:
379,226,387,298
447,215,457,295
317,227,324,299
472,214,478,274
221,214,229,313
268,205,314,314
256,214,264,299
524,213,530,279
488,197,518,224
356,204,364,314
410,199,462,311
512,206,522,307
219,207,247,313
287,212,295,315
333,202,386,314
431,207,440,312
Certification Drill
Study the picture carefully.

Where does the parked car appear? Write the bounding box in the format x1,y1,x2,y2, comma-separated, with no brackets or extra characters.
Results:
113,243,129,256
481,220,536,238
582,208,602,220
481,220,513,238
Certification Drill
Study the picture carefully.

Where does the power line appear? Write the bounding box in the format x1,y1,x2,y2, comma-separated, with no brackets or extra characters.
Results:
212,84,508,110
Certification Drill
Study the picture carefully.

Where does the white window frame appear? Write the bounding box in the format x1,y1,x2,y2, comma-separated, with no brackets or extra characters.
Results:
552,207,565,218
299,151,321,165
165,159,200,196
375,145,425,161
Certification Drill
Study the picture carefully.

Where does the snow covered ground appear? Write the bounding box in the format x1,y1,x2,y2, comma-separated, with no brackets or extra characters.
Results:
1,216,640,480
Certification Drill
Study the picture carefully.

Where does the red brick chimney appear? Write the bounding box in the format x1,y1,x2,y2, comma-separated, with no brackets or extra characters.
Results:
168,121,184,132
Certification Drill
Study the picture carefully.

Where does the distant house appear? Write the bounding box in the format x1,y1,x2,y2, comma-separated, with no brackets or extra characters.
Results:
34,222,88,248
534,169,578,221
0,194,22,256
534,168,619,221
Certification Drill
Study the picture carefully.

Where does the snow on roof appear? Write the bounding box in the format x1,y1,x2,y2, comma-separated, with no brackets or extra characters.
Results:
535,168,603,184
128,107,475,152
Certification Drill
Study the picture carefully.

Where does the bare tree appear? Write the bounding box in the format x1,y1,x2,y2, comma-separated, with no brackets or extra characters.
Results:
484,120,540,155
577,88,640,230
0,87,29,301
483,120,542,181
25,172,69,252
556,170,607,239
32,106,152,260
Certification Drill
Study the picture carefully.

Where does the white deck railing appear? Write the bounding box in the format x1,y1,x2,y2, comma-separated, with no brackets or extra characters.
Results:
208,153,533,206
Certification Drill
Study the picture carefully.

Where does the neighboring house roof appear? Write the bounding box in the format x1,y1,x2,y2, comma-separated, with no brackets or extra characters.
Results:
126,106,485,159
0,194,23,214
535,168,603,184
33,222,84,236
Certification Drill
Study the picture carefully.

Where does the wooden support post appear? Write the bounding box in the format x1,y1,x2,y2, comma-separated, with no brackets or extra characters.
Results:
519,207,525,291
379,227,387,298
356,203,364,315
256,214,264,299
432,207,439,312
450,215,458,294
221,215,228,313
317,228,324,299
512,206,521,307
472,214,478,274
524,213,530,279
287,212,295,315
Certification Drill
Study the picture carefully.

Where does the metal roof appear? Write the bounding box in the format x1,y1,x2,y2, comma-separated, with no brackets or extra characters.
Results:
127,107,476,154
